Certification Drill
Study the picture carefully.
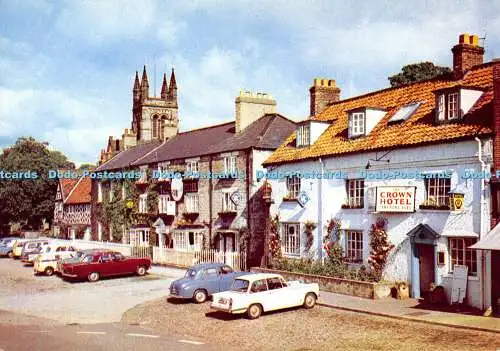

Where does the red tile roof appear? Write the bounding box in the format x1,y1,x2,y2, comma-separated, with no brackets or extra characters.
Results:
264,63,496,166
65,176,91,204
60,178,79,201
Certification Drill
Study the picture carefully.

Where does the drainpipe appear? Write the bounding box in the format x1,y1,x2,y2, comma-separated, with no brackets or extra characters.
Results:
475,137,486,310
318,158,324,261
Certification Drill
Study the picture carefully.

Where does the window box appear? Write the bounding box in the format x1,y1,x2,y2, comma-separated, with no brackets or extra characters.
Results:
419,204,450,210
282,196,298,202
218,210,237,216
341,204,364,209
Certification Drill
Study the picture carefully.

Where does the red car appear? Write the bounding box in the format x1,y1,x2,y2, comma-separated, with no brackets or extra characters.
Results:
60,251,152,282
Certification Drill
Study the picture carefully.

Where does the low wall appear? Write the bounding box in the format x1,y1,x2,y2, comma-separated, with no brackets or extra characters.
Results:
251,267,393,299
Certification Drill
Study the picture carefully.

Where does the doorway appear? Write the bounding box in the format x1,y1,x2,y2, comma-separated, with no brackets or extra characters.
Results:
492,250,500,313
218,232,236,252
416,244,435,295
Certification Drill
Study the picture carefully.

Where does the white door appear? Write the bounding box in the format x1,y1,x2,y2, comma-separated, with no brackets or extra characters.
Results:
70,229,76,240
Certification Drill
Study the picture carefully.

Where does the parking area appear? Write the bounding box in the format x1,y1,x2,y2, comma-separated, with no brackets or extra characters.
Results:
0,258,182,324
123,296,500,351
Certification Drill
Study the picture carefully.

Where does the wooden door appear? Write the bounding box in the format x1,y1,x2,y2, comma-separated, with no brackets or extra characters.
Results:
417,244,435,293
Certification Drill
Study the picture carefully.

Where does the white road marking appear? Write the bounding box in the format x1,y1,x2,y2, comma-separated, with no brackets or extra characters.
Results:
126,333,160,338
178,339,205,345
76,331,106,335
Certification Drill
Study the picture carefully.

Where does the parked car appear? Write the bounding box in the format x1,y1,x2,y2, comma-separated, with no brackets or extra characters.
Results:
210,273,320,319
20,240,51,264
33,244,77,276
55,248,112,274
0,238,19,258
10,239,32,259
60,251,152,282
169,263,249,303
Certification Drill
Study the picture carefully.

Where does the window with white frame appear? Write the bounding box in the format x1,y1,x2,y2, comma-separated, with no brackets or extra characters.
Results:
224,156,237,174
345,230,363,263
97,182,102,203
97,221,102,241
139,166,147,182
449,237,477,275
437,92,460,122
174,232,188,250
189,232,204,249
285,175,301,199
222,192,236,212
447,92,459,120
139,193,148,213
348,112,365,137
121,182,126,199
130,229,150,246
185,193,199,213
283,222,300,255
186,160,199,174
158,194,170,214
296,124,310,147
346,179,364,208
424,177,451,207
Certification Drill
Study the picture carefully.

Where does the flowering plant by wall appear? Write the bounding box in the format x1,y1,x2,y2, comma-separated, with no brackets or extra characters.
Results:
303,221,317,254
268,214,281,259
367,217,394,281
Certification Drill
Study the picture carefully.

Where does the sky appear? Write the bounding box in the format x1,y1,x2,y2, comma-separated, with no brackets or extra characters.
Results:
1,0,499,165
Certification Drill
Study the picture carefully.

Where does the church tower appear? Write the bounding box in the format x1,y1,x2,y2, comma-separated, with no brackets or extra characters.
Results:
131,65,179,143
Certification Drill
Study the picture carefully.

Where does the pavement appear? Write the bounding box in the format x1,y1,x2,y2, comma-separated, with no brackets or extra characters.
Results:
318,290,500,334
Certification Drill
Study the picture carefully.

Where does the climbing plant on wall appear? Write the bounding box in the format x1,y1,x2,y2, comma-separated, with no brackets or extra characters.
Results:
367,217,394,281
303,221,317,255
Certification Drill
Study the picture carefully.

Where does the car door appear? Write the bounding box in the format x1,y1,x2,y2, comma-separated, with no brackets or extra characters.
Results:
112,253,133,274
97,253,115,277
264,277,290,310
249,279,272,311
202,268,220,295
218,265,236,292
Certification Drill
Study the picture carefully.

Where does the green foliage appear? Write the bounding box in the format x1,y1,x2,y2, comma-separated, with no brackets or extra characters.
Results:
77,163,96,171
303,221,317,254
0,137,73,228
388,62,451,87
367,217,395,281
268,214,281,260
271,258,376,282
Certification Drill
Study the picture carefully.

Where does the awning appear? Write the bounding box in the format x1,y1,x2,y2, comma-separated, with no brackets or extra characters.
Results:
441,230,479,238
470,223,500,250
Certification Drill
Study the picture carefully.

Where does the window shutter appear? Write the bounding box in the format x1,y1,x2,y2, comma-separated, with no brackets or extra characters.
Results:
348,116,352,137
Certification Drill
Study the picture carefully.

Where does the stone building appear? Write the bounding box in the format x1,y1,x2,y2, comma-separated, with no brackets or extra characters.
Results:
263,33,500,310
92,88,296,266
53,175,91,240
99,66,179,164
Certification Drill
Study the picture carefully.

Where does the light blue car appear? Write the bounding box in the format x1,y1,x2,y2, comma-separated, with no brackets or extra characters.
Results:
0,237,18,258
169,263,250,303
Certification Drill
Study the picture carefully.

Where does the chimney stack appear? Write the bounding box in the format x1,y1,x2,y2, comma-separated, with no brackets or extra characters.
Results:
235,91,276,133
452,33,484,80
309,78,340,117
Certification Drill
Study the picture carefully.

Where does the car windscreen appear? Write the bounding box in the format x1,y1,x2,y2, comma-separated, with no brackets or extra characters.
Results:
231,279,250,292
184,269,197,279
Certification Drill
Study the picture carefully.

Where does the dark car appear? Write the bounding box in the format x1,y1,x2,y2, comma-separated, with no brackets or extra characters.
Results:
169,263,250,303
60,251,151,282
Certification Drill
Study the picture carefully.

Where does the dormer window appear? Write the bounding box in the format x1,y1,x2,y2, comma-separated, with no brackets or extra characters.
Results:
349,112,365,137
296,124,310,147
435,87,483,123
437,92,459,121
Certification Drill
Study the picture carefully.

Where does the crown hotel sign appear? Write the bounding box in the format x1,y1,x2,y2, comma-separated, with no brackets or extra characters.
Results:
375,186,416,213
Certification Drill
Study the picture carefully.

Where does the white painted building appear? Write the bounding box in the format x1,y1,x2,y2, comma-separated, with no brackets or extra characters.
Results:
263,34,499,309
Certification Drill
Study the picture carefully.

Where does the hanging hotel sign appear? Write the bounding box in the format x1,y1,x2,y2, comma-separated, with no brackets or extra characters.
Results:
375,186,416,213
171,178,184,201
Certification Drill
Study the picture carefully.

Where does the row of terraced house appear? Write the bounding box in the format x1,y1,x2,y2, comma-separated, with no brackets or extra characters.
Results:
54,34,500,311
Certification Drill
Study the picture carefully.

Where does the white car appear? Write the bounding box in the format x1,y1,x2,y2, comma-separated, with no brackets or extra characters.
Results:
210,273,320,319
33,244,76,276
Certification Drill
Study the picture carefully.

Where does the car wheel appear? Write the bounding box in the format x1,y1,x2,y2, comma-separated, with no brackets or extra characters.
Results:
193,289,207,303
88,272,100,282
303,292,317,309
247,304,262,320
44,267,54,276
7,252,13,258
136,266,146,276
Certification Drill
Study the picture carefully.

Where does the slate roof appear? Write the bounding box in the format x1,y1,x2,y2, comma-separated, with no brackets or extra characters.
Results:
66,176,91,204
132,114,296,166
264,62,496,166
96,141,161,171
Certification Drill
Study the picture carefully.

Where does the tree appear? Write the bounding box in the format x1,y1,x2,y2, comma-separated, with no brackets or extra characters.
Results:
0,137,74,229
388,62,451,87
77,163,96,171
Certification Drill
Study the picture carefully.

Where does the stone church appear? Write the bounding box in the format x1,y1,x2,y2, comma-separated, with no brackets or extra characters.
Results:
99,66,179,164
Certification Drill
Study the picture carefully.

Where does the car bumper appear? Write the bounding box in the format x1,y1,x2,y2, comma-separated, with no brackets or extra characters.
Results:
61,271,78,278
168,292,191,299
210,305,247,314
